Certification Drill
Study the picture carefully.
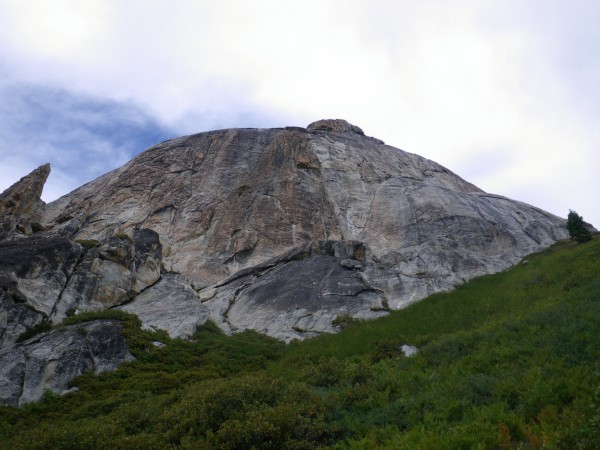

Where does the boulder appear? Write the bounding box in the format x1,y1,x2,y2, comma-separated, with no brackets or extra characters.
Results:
306,119,365,135
0,320,134,406
400,344,419,357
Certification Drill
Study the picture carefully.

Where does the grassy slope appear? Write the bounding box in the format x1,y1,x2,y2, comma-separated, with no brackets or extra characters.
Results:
0,236,599,449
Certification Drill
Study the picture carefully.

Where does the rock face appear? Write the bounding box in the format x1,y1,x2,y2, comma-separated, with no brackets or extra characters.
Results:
0,276,44,351
0,236,83,320
0,229,164,335
0,320,134,406
0,119,574,404
118,274,209,339
1,119,570,349
34,119,567,339
54,229,163,322
201,239,387,341
0,163,50,239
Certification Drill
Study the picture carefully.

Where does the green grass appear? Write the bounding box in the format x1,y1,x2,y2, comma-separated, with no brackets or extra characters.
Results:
1,236,599,449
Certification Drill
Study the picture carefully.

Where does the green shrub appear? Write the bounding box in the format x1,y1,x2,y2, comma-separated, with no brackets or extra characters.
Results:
567,210,593,243
157,374,332,447
75,239,100,250
15,320,52,343
2,238,599,449
370,338,405,362
332,314,356,329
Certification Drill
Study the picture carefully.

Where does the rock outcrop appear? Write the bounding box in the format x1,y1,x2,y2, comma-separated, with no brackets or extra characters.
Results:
201,239,387,341
0,229,164,338
0,276,44,351
118,274,209,339
0,236,83,320
306,118,365,135
0,163,49,239
37,120,567,336
0,319,134,406
0,119,572,397
53,229,163,322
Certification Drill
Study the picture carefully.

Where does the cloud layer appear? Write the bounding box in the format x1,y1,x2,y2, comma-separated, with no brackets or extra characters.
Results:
0,82,174,200
0,0,598,226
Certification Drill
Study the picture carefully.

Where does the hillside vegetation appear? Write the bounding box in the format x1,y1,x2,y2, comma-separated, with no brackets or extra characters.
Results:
1,236,599,449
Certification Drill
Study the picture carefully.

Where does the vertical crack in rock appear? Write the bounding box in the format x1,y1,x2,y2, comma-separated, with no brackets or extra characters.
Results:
221,276,257,333
316,263,337,308
49,241,87,319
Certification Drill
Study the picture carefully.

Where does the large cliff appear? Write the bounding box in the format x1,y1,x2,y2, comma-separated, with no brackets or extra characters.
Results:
0,119,569,404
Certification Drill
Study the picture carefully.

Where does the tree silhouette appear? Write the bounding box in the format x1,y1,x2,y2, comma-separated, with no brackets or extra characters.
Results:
567,210,592,243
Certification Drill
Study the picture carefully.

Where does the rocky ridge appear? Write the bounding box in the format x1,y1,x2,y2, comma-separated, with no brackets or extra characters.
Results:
0,119,571,404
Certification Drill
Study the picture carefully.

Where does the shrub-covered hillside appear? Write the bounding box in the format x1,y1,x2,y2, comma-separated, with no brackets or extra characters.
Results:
1,236,599,449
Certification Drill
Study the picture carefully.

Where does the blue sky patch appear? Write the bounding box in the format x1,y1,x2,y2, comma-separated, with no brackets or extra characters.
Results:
0,83,175,200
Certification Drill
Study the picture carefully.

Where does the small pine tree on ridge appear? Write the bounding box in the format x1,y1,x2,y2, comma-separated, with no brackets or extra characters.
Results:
567,210,592,243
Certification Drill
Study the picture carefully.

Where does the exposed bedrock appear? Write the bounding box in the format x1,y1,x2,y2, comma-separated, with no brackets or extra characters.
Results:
0,320,134,407
118,274,209,339
2,119,570,346
0,119,574,405
201,239,385,342
0,229,163,352
40,120,567,312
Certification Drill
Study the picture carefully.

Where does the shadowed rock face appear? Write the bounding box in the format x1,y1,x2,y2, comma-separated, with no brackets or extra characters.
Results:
0,231,163,328
202,240,387,341
0,236,83,319
0,277,44,351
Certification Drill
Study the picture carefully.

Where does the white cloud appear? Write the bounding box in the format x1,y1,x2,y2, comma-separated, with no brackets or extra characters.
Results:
0,0,598,225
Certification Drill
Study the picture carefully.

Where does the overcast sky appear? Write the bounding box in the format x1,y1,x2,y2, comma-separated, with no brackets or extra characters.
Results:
1,0,598,227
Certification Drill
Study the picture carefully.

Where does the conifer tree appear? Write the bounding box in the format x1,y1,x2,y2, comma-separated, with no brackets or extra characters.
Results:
567,210,592,243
